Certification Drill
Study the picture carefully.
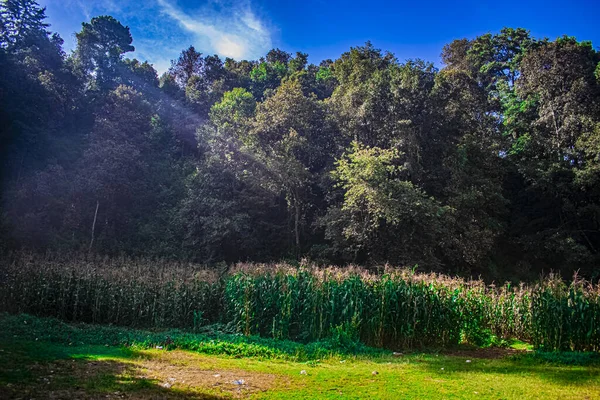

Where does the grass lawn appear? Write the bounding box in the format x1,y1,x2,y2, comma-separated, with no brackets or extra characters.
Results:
1,315,599,399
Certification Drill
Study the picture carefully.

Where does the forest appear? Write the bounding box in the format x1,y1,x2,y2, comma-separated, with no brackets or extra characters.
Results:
1,2,600,398
2,1,600,283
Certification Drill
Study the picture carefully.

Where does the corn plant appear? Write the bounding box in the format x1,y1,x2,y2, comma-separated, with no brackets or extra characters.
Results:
1,253,599,351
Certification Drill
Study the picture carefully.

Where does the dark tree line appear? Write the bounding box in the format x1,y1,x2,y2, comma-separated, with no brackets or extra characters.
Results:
2,1,600,281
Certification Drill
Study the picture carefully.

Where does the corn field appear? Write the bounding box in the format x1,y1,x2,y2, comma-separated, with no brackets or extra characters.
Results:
1,253,598,351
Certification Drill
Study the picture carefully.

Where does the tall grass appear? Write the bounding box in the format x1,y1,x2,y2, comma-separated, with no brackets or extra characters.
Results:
223,267,523,348
0,252,598,351
0,253,222,329
530,275,600,351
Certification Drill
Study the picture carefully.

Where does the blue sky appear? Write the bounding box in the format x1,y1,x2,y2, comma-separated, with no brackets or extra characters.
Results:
40,0,600,74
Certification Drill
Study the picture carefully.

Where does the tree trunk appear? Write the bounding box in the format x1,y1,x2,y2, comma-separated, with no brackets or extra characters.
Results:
89,200,99,252
294,199,300,252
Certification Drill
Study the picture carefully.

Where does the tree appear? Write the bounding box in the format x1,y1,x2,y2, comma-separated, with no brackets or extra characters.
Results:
66,85,182,254
328,42,402,148
169,45,203,88
0,0,81,193
0,0,48,50
209,87,256,137
74,15,134,88
499,37,600,275
2,13,600,279
325,142,450,266
266,48,291,65
179,87,287,261
250,61,287,99
443,28,534,92
122,58,159,91
250,79,338,252
288,51,308,73
431,67,508,273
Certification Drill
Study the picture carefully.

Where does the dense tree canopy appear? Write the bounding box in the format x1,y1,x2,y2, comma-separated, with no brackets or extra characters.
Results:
2,1,600,281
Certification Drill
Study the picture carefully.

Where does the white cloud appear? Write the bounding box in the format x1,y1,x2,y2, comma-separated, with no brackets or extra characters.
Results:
132,37,181,74
70,0,123,20
40,0,273,74
156,0,272,60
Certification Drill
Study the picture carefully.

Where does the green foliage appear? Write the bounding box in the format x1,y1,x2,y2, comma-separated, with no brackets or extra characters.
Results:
326,142,451,266
316,66,333,82
250,60,289,98
508,133,531,155
210,87,256,125
0,313,384,361
248,79,338,251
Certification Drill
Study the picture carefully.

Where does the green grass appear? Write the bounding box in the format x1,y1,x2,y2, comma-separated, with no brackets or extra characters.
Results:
1,314,599,399
0,313,385,361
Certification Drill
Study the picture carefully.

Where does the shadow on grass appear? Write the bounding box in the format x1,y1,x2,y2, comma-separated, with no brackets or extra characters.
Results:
0,341,226,399
415,354,600,385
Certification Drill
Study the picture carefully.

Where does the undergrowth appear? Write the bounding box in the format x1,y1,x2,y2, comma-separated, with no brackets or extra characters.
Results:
0,313,384,361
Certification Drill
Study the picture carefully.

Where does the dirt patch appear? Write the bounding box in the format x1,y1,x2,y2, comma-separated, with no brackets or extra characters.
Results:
135,359,282,398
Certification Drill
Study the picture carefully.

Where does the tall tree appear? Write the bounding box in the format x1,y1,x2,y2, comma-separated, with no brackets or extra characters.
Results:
74,15,134,89
249,79,339,252
169,45,203,88
501,37,600,274
325,142,450,266
0,0,48,50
